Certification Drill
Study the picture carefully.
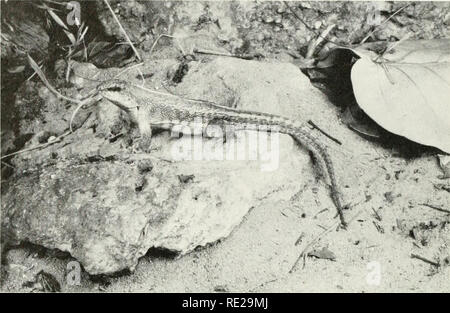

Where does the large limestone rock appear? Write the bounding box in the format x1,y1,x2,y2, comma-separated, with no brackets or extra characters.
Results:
2,57,331,274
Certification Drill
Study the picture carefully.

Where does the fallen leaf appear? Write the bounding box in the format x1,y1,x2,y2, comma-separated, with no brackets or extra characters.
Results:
24,270,61,292
7,65,25,73
351,39,450,153
178,174,195,184
308,247,336,261
47,9,68,31
214,285,229,292
384,191,395,203
319,40,450,153
343,106,383,140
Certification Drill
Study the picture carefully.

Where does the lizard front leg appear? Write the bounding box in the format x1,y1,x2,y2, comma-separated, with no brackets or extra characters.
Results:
132,108,153,153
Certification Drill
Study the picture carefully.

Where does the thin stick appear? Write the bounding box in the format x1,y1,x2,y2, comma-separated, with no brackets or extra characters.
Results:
194,48,234,57
294,232,305,246
308,120,342,145
103,0,141,61
133,84,185,99
381,33,412,57
28,55,81,104
284,2,345,49
372,207,382,221
1,161,16,169
149,34,186,56
2,110,93,161
43,0,66,6
113,62,145,79
136,68,145,86
360,3,411,45
419,203,450,214
305,24,336,59
411,254,440,267
283,1,317,33
289,220,339,273
1,131,71,160
194,48,262,60
313,208,328,219
289,209,362,273
65,54,72,83
26,61,44,81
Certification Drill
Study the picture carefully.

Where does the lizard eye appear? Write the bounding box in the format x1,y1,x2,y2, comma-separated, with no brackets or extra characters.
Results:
105,86,123,92
98,80,128,92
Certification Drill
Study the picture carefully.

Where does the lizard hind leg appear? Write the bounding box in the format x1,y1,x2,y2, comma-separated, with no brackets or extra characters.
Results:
135,122,153,153
314,144,348,227
203,118,236,143
291,129,347,226
307,150,327,182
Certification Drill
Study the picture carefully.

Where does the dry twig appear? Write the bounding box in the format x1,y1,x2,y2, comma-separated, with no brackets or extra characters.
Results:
103,0,141,61
411,254,440,267
419,203,450,214
359,3,412,45
307,120,342,145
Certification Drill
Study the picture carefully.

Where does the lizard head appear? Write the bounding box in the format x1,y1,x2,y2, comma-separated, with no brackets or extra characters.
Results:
96,80,139,112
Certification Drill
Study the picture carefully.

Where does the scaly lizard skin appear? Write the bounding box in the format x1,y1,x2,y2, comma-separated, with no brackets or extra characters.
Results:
96,80,347,226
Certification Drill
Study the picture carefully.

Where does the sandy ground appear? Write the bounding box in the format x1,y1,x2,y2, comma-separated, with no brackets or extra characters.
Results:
3,159,450,293
1,1,449,293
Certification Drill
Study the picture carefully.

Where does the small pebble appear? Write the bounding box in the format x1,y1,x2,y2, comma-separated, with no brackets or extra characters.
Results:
47,136,56,143
256,33,265,41
300,2,312,9
282,20,292,29
384,192,394,203
241,21,251,29
137,160,153,174
276,6,285,14
263,16,274,23
444,12,450,25
214,285,228,292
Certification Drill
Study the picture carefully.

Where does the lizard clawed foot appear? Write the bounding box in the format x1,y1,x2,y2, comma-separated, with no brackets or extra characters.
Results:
135,134,153,153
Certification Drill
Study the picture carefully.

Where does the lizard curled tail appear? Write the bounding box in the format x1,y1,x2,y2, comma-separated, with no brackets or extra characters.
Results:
196,110,347,227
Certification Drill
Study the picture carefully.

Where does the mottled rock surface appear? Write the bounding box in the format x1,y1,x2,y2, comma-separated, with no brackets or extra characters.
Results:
2,57,329,275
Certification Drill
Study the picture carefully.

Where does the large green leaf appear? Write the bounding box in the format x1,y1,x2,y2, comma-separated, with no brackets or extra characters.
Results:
319,39,450,153
351,39,450,153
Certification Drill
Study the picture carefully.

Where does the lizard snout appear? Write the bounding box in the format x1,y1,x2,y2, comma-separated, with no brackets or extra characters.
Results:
100,89,140,113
